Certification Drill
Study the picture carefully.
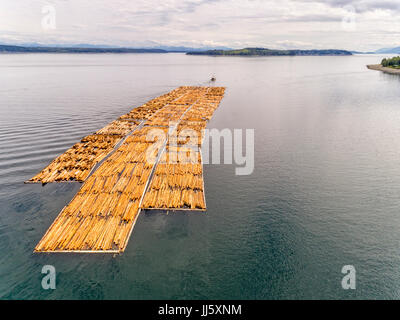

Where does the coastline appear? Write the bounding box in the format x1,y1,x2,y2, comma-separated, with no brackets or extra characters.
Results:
367,64,400,75
187,48,352,56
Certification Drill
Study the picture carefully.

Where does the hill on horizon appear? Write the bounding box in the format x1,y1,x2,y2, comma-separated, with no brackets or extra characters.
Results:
0,44,167,53
375,46,400,54
0,43,232,53
187,47,353,56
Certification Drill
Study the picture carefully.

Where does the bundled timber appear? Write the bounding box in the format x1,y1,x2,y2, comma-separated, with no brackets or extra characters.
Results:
35,138,164,252
34,86,225,253
142,87,225,211
27,86,195,184
142,148,206,211
96,120,140,136
119,86,194,121
28,134,123,183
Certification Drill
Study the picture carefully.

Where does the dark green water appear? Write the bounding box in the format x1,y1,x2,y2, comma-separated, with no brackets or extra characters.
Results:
1,53,400,299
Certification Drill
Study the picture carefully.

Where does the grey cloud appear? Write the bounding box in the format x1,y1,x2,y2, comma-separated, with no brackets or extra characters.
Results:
297,0,400,13
1,0,400,52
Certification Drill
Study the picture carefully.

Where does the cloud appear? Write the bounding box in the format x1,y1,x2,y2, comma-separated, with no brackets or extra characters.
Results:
297,0,400,13
0,0,400,51
274,40,320,49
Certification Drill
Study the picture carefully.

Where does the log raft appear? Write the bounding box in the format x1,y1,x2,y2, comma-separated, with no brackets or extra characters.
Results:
33,86,225,253
26,87,192,183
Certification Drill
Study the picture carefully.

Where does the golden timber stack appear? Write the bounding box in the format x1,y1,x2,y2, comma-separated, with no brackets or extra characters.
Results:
33,86,225,253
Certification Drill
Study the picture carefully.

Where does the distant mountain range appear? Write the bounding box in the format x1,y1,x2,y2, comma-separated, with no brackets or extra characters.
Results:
0,44,167,53
150,45,232,52
374,46,400,54
187,47,353,56
0,43,232,53
0,44,352,56
2,43,400,55
351,46,400,54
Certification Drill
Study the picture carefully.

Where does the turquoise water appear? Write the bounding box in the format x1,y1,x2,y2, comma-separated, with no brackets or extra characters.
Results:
1,53,400,299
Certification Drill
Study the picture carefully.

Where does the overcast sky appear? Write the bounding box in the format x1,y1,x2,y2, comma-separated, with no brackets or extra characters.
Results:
0,0,399,51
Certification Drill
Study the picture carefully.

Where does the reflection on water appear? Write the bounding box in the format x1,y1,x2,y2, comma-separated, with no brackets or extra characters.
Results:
1,53,400,299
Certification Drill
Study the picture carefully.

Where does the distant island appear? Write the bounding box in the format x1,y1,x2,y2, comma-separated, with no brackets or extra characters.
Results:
0,44,167,54
187,47,353,56
367,56,400,75
381,56,400,69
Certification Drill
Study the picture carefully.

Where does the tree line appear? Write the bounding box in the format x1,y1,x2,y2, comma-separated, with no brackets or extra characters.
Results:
382,56,400,68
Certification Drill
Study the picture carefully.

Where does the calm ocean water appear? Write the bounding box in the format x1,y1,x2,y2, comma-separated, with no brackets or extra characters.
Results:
1,53,400,299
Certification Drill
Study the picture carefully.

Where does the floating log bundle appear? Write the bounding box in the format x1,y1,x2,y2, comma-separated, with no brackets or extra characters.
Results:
28,134,123,183
27,86,194,183
96,120,140,136
119,86,193,121
142,88,225,211
142,148,206,210
34,86,225,253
